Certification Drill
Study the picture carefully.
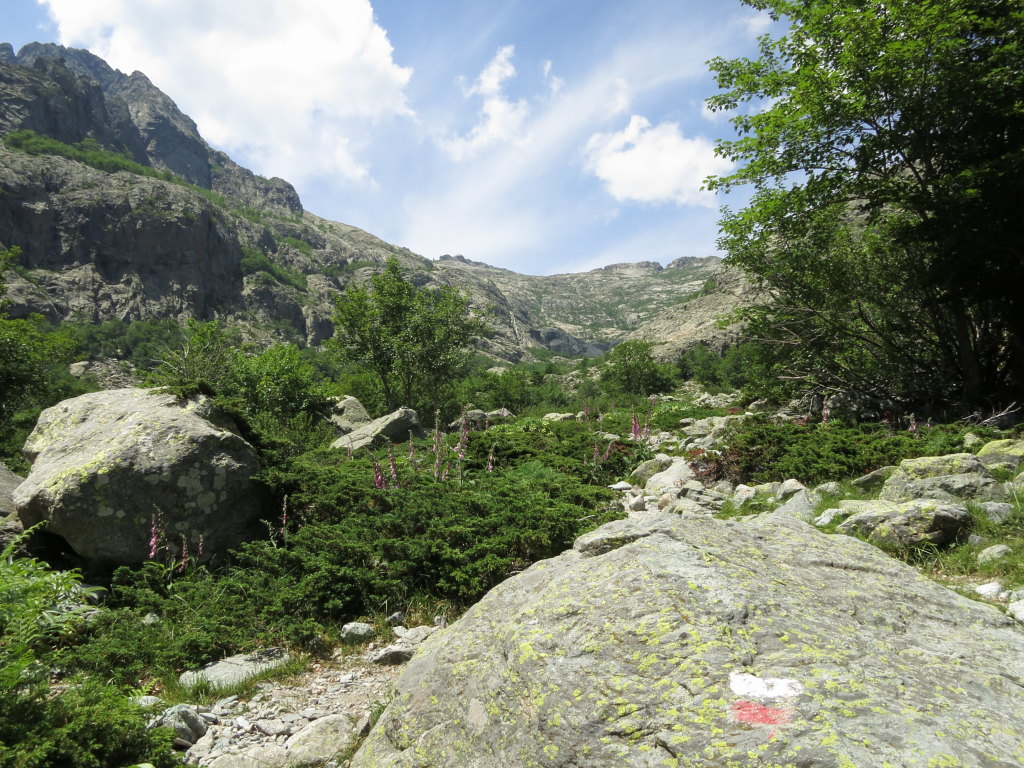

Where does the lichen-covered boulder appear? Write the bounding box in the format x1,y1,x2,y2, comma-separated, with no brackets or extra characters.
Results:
835,499,971,547
331,408,425,453
351,513,1024,768
644,457,696,496
878,453,1005,502
13,388,268,565
627,454,672,485
327,395,372,435
976,438,1024,470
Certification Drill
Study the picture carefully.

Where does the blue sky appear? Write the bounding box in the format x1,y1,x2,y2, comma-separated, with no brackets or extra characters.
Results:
2,1,772,275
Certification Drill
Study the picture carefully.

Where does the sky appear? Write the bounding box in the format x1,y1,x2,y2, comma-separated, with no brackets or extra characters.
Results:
2,0,773,275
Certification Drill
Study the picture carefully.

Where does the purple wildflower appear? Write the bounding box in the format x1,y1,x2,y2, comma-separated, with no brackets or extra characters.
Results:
373,460,388,490
148,514,162,560
388,444,399,482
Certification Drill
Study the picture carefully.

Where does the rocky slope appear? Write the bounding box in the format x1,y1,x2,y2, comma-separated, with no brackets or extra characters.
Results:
0,43,743,361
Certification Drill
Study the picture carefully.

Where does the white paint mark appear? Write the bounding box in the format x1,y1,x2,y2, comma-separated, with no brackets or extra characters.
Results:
729,672,804,700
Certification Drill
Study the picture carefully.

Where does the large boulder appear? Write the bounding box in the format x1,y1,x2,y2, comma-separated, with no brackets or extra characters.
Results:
644,457,696,496
976,438,1024,470
331,408,426,453
351,513,1024,768
12,388,269,566
327,395,372,435
878,453,1005,502
834,499,971,547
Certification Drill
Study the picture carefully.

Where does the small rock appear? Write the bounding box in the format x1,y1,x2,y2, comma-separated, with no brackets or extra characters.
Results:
813,508,841,527
978,545,1011,564
776,479,806,501
340,621,376,641
151,704,208,746
214,695,239,713
284,714,355,764
980,502,1014,524
1008,600,1024,623
975,581,1007,600
393,624,437,644
385,611,405,626
753,482,780,497
813,481,841,496
368,644,415,664
255,719,291,737
772,489,821,523
608,481,633,491
542,412,576,422
732,485,756,505
180,649,291,691
851,466,896,494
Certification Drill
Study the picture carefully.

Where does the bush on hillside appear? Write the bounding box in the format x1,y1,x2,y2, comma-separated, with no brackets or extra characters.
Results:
690,416,996,485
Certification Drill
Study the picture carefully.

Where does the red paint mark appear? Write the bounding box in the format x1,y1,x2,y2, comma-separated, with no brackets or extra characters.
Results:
729,700,793,727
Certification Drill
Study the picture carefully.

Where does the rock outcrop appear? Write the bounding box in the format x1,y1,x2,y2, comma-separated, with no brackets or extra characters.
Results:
13,388,269,566
331,408,426,453
352,513,1024,767
834,499,972,547
878,453,1006,503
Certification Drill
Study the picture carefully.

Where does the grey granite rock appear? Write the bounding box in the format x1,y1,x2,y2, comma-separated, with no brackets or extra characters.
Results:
352,514,1024,767
12,388,268,566
180,649,291,691
331,408,426,453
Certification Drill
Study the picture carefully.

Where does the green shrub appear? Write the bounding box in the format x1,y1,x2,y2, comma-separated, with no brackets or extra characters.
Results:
278,236,314,256
0,536,177,768
239,247,307,291
0,676,178,768
697,416,990,485
2,130,174,182
61,317,184,372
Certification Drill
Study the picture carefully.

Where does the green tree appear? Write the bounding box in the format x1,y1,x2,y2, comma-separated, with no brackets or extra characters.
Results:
601,340,673,396
330,259,488,413
0,248,82,441
706,0,1024,408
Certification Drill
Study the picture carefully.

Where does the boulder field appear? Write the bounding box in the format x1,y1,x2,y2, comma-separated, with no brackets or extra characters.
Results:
351,512,1024,768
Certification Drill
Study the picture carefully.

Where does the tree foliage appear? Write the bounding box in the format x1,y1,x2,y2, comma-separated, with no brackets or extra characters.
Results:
330,259,488,413
707,0,1024,408
600,340,674,397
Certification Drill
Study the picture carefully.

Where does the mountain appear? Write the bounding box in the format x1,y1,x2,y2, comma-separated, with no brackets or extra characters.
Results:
0,43,746,362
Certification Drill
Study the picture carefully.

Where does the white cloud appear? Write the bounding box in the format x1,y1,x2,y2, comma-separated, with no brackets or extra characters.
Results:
582,115,732,206
542,59,564,95
40,0,413,183
439,45,529,161
400,26,724,270
742,11,774,38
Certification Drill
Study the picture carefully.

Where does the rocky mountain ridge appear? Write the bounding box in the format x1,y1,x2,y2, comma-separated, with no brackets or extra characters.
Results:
0,43,751,362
